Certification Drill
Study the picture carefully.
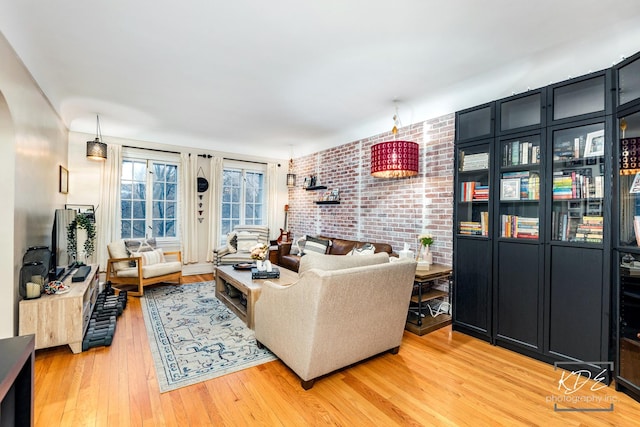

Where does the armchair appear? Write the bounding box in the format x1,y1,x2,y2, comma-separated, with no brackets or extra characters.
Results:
106,240,182,296
254,253,417,389
213,225,269,266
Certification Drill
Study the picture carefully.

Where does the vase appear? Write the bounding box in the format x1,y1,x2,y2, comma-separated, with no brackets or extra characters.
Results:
423,245,433,265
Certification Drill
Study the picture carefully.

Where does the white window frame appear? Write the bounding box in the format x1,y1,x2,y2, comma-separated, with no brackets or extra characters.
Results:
219,160,267,245
121,148,181,246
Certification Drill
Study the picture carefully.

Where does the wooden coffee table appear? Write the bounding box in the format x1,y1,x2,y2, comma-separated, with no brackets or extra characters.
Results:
215,265,298,329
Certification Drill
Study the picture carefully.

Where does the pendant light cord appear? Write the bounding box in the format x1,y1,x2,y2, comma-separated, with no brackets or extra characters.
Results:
96,115,102,142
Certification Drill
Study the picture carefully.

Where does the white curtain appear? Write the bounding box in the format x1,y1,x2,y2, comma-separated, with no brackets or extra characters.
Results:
266,162,278,241
180,153,199,263
206,156,223,262
96,144,122,271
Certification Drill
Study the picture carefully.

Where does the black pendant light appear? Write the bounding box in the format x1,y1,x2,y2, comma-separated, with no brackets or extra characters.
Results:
86,115,107,160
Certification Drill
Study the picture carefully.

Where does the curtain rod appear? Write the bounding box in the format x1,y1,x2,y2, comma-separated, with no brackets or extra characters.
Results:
224,157,270,166
123,145,180,155
123,147,277,166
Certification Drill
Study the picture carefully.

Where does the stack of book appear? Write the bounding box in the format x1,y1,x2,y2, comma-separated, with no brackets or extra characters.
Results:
553,170,603,199
459,212,489,236
460,152,489,171
460,182,489,201
500,215,539,239
251,267,280,279
574,216,604,243
473,185,489,201
553,138,583,161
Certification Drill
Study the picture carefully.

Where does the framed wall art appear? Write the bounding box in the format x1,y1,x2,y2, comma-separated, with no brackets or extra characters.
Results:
59,166,69,194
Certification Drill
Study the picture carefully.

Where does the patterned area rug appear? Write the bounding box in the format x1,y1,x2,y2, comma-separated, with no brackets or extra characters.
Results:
140,281,276,392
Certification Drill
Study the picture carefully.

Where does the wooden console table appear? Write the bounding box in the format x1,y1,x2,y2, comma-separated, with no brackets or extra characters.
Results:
405,263,452,336
19,264,99,353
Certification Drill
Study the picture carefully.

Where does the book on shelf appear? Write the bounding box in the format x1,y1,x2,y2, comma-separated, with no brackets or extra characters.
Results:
503,141,539,166
574,216,604,243
552,169,602,200
460,182,489,202
459,221,483,236
501,171,539,200
461,152,489,171
500,215,539,239
459,213,489,236
551,211,583,241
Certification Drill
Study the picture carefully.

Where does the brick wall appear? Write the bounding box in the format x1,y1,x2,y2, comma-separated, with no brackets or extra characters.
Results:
288,112,454,265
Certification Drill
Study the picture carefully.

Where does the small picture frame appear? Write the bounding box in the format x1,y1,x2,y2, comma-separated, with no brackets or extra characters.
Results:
584,129,605,157
500,178,521,201
59,166,69,194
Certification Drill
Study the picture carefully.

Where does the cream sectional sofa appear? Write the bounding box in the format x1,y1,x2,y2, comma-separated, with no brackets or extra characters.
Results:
254,252,417,389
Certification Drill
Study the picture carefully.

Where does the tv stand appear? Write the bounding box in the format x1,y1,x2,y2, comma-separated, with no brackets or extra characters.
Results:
19,264,99,353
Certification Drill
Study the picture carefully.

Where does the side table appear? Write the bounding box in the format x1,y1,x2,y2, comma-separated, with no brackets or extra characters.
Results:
405,263,452,336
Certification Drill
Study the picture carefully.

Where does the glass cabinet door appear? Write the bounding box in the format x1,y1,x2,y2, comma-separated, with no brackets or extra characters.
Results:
618,55,640,107
457,144,490,237
551,122,605,243
497,135,541,239
619,111,640,247
456,104,493,142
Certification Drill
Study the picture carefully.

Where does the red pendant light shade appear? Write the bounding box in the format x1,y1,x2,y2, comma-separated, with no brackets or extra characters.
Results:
371,140,419,178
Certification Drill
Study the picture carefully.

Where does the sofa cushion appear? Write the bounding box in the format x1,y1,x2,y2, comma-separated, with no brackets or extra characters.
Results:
350,243,375,256
116,261,182,279
303,236,331,255
141,248,166,265
226,231,238,253
236,231,259,252
298,252,389,275
108,240,132,271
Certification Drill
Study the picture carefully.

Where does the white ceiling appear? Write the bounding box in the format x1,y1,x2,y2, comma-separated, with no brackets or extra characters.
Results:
2,0,640,159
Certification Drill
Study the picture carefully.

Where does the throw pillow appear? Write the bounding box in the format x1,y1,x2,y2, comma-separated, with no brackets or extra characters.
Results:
125,238,157,266
226,231,238,253
140,248,166,265
302,236,331,255
236,231,259,253
292,235,307,255
350,243,376,256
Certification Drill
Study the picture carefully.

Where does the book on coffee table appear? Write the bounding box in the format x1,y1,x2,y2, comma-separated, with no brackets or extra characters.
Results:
251,267,280,279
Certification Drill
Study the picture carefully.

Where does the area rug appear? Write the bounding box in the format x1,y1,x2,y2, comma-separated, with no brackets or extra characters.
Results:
140,281,276,392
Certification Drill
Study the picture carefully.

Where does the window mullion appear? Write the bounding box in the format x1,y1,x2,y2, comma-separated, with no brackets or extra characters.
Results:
146,160,154,239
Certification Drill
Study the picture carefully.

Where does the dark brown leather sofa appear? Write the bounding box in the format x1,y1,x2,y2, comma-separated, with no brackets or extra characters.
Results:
276,236,395,272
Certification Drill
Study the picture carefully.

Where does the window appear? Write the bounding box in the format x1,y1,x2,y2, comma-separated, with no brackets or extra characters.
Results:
120,154,179,240
220,163,266,243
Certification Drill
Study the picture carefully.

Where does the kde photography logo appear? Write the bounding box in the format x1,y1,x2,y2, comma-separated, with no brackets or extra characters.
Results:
546,362,617,412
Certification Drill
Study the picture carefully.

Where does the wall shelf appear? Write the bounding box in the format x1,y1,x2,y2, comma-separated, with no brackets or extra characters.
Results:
314,200,340,205
305,185,327,191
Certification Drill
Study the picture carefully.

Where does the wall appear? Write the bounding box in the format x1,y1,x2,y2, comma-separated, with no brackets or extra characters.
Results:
0,32,69,338
288,113,455,265
67,132,290,274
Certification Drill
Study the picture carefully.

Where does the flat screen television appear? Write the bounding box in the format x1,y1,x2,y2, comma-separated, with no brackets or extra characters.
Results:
50,208,76,278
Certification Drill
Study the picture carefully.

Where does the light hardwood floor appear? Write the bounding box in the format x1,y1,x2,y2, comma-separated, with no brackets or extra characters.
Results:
33,274,640,426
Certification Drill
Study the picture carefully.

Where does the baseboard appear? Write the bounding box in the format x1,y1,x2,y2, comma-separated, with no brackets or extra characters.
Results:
182,263,215,276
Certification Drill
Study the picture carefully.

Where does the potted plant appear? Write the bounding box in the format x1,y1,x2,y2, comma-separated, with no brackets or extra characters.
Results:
67,214,96,265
